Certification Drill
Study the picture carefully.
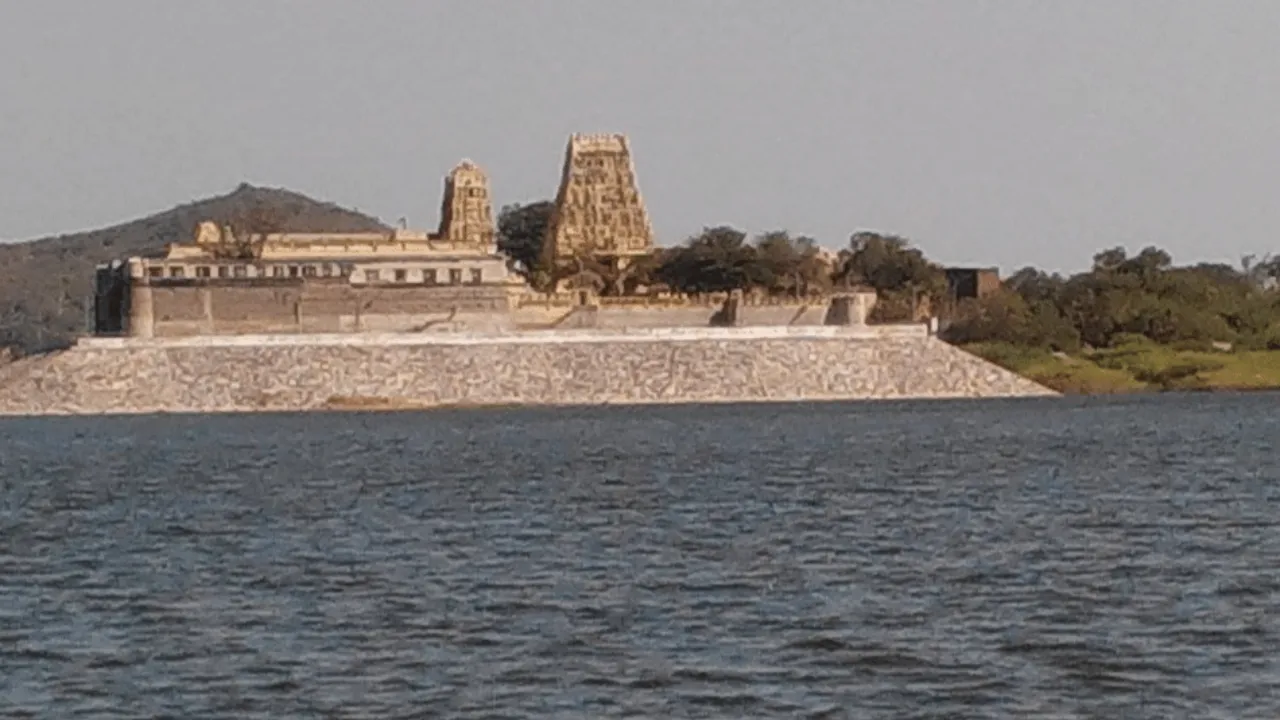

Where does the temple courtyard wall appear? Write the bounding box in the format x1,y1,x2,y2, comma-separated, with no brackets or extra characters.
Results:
137,284,855,337
515,303,834,330
139,282,517,336
0,326,1057,416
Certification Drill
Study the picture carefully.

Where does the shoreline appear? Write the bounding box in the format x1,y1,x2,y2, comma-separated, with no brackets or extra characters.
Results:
0,389,1059,419
1051,384,1280,396
2,388,1275,421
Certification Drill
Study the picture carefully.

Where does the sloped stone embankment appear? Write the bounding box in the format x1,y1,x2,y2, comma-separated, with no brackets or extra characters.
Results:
0,330,1056,415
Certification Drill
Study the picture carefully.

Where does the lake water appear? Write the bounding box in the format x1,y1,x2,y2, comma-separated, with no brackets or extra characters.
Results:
1,393,1279,718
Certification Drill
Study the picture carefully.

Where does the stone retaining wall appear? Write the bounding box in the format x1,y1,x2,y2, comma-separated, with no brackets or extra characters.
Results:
138,282,516,337
0,329,1056,416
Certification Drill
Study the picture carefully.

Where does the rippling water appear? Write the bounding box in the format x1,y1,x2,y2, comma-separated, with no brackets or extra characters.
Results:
2,393,1279,718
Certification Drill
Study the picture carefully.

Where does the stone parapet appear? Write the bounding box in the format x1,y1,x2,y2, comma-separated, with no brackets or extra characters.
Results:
73,324,929,349
0,330,1056,416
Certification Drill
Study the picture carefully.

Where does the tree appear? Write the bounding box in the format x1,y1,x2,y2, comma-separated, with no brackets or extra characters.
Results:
1048,245,1267,348
656,227,757,294
1091,246,1129,273
943,289,1082,351
1243,253,1280,290
1006,267,1066,306
209,201,283,261
943,290,1034,345
496,201,555,286
833,232,947,321
554,243,618,296
749,231,830,298
621,250,666,294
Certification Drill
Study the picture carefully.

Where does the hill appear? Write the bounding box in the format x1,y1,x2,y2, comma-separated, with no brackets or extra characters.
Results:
0,184,388,356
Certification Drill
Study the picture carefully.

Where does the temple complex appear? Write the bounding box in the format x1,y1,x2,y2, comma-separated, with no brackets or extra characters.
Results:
0,133,1061,419
91,134,879,339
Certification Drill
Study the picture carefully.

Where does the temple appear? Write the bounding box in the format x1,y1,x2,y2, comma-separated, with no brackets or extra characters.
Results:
92,134,879,338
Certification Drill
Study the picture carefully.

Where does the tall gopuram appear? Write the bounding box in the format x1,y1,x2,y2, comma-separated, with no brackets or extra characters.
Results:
544,133,655,271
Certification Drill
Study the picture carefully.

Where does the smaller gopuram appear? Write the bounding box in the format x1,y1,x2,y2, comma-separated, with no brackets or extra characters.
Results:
544,134,655,272
438,160,496,248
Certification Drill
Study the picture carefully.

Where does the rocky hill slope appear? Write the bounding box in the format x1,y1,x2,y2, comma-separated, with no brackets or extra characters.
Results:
0,184,388,355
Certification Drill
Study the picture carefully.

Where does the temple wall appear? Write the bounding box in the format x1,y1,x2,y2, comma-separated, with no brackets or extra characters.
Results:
128,283,879,337
143,282,516,337
736,305,831,326
513,301,848,329
150,287,211,322
592,306,720,329
0,328,1057,416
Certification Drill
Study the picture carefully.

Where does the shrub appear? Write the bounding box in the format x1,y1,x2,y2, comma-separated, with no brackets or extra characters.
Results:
962,342,1052,372
1133,359,1223,389
1169,338,1216,352
1108,332,1156,349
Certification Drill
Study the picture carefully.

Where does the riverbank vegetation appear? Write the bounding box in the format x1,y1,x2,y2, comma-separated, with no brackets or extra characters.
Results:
964,338,1280,394
942,247,1280,393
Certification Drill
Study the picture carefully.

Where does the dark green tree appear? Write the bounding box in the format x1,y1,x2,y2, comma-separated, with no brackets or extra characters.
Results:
833,232,948,321
1006,267,1067,306
942,288,1081,351
496,201,555,286
656,226,757,294
748,231,831,298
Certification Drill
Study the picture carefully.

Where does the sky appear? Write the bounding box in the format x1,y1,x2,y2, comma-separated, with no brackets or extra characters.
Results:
2,0,1279,273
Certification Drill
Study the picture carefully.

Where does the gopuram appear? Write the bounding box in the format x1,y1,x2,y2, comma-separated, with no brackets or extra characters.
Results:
544,133,655,282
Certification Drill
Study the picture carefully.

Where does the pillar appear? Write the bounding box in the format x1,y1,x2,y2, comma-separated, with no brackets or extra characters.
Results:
128,283,155,338
200,287,214,334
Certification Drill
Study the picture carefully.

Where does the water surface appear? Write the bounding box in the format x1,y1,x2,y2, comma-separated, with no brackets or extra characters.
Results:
2,393,1279,718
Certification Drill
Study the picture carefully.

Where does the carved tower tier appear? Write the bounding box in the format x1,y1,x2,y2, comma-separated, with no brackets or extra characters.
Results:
545,134,655,263
438,159,497,250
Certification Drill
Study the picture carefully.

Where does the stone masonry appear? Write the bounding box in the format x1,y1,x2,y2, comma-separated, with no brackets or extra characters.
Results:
0,329,1057,416
545,134,655,260
437,160,497,248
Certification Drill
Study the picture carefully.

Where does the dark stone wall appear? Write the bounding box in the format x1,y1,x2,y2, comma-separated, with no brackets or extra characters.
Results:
92,266,130,335
945,268,1002,300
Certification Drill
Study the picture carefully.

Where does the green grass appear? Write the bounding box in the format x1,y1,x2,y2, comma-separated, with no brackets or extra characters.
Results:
961,341,1280,394
1199,351,1280,390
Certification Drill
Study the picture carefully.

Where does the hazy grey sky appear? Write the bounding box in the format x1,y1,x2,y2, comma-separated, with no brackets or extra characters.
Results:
2,1,1278,272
